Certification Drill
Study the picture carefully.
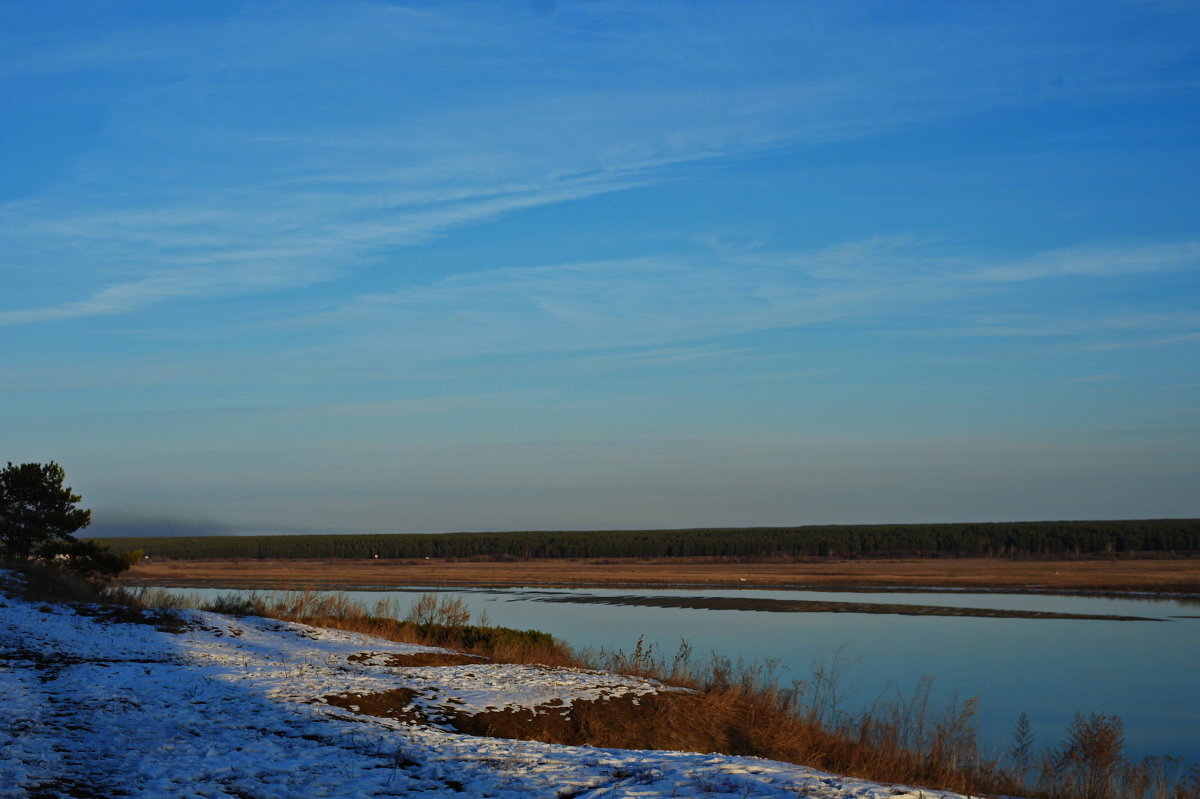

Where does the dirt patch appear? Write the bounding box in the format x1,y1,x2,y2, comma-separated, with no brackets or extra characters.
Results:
347,651,484,667
2,646,180,684
321,687,720,752
72,604,190,634
448,693,706,750
322,688,430,724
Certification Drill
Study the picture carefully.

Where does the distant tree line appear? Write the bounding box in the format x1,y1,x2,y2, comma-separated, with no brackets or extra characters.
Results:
92,519,1200,561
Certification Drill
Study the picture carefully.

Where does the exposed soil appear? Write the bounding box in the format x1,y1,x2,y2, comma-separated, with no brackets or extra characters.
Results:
346,651,483,667
71,603,191,634
322,687,429,725
122,556,1200,596
322,686,726,754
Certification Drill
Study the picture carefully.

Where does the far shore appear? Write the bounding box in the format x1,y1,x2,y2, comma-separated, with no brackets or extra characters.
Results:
120,555,1200,596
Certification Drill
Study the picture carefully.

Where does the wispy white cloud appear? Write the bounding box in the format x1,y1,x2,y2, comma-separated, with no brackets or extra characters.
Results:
0,264,332,326
917,310,1200,339
0,167,651,325
325,254,885,355
1067,374,1118,384
1081,330,1200,351
971,241,1200,283
571,344,757,369
304,238,1198,363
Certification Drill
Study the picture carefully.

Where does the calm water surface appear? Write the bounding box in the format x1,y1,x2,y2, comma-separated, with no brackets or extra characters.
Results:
170,585,1200,763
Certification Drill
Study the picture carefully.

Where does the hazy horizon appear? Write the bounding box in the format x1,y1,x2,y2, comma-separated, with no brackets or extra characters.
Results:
4,1,1198,535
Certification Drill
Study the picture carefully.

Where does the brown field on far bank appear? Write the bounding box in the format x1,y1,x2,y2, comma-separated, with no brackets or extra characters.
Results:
121,556,1200,595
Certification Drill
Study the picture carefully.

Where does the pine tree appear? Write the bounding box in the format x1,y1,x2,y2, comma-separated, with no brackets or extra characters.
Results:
0,461,92,560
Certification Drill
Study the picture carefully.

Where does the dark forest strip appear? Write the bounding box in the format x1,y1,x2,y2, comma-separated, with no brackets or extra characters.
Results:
94,518,1200,561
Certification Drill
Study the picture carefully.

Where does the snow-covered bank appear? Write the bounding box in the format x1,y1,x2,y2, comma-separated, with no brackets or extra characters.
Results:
1,573,974,798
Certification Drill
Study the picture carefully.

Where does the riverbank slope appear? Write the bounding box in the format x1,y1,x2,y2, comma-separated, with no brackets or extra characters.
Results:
1,569,970,799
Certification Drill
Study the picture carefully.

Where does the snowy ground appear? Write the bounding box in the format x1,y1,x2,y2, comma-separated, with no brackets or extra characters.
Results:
1,571,973,799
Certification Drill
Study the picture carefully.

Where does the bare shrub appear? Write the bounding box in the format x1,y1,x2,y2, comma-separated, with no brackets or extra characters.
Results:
1043,713,1126,799
404,592,439,627
404,592,471,630
1010,711,1035,778
203,591,269,616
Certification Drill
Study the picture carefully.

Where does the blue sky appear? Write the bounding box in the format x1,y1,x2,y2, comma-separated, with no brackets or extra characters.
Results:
2,1,1198,536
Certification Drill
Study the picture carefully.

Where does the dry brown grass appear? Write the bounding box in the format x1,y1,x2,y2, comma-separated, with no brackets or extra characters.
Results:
122,555,1200,595
574,639,1200,799
196,588,581,667
576,639,994,795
